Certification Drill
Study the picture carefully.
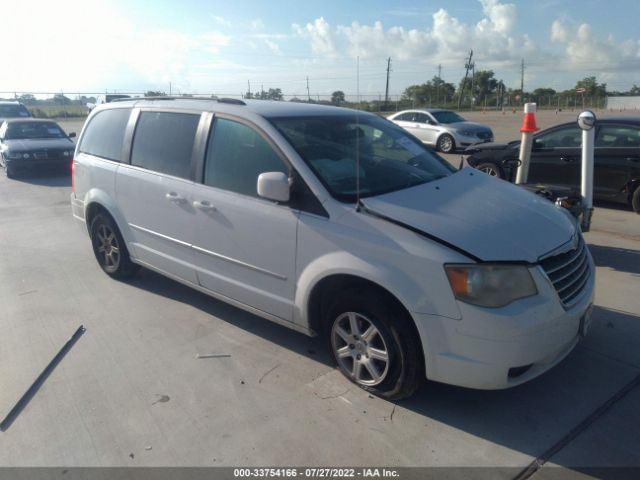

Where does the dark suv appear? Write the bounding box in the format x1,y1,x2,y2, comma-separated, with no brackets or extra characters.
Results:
0,101,32,123
466,117,640,213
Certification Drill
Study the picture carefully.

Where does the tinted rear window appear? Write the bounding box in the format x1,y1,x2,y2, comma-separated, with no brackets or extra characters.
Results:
0,104,30,118
79,108,132,161
130,111,200,179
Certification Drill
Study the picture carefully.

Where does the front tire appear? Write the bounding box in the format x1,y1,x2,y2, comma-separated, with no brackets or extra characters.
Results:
90,213,140,279
5,163,15,179
437,134,455,153
326,288,424,400
632,185,640,214
476,162,504,179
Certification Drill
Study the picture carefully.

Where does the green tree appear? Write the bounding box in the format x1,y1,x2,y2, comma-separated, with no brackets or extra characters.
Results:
53,94,71,105
266,88,283,100
18,93,36,105
402,76,455,105
574,76,606,97
331,90,346,105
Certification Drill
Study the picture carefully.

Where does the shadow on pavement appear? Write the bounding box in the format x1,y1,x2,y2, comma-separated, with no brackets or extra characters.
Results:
588,244,640,275
123,261,640,470
125,269,331,367
11,171,71,187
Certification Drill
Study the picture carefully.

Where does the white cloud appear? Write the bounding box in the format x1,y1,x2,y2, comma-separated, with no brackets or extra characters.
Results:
550,20,568,43
292,17,339,58
293,1,536,66
549,20,640,72
264,40,282,55
212,15,231,27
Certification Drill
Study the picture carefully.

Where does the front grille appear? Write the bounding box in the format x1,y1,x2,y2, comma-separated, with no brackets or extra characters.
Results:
539,235,590,309
477,131,492,140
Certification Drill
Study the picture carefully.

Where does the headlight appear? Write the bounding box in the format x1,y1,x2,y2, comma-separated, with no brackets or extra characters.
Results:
7,151,30,159
445,264,537,308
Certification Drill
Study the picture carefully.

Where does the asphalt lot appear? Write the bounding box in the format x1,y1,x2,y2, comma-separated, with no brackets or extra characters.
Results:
0,111,639,474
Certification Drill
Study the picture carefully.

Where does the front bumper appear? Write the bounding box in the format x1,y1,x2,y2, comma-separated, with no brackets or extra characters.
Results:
411,259,595,390
6,157,72,170
453,132,494,148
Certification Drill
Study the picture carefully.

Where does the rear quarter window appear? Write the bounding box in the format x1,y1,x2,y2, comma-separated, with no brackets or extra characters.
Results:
79,108,132,162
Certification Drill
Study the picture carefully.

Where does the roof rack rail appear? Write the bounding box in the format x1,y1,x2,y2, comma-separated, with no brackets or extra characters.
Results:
217,98,246,106
109,96,247,105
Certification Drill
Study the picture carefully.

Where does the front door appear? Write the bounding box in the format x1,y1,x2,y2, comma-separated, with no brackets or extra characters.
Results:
191,116,298,321
528,125,582,188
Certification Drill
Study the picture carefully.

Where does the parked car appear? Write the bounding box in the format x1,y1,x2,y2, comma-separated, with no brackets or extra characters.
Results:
86,94,131,112
387,108,493,153
0,101,32,123
465,117,640,213
71,98,594,399
0,119,76,178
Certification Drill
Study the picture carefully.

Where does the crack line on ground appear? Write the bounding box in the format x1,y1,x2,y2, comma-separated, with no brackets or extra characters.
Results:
579,345,640,371
258,363,281,384
513,372,640,480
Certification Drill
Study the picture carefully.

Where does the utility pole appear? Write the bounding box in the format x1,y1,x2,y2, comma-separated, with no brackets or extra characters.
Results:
384,57,391,109
437,64,442,106
247,80,251,99
520,58,525,104
458,49,473,111
306,76,310,102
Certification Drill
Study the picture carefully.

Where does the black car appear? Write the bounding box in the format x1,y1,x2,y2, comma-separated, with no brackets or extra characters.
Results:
0,101,32,123
465,117,640,213
0,119,76,178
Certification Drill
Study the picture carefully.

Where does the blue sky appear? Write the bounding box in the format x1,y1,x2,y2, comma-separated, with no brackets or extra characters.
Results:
3,0,639,99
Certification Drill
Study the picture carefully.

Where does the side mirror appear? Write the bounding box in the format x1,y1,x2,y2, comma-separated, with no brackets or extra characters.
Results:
257,172,290,202
68,132,76,138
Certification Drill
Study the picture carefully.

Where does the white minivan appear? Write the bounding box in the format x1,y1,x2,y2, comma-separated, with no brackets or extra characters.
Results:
71,98,594,399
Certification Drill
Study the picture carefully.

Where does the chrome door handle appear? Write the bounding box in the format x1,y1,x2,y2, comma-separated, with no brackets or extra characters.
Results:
560,156,576,163
165,192,186,203
193,200,216,212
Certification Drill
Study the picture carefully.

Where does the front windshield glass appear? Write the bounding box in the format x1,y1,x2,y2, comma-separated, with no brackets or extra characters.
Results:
5,122,66,140
270,114,455,201
431,111,465,124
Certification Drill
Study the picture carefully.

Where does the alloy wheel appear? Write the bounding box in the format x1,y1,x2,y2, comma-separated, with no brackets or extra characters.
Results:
331,312,390,386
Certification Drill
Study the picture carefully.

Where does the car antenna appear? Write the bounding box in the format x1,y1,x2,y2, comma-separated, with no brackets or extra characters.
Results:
355,55,363,212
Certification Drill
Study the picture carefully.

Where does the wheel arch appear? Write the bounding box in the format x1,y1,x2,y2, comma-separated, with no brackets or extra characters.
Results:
82,189,132,244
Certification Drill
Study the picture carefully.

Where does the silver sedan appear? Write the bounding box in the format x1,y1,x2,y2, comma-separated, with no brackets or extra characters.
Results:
388,108,493,153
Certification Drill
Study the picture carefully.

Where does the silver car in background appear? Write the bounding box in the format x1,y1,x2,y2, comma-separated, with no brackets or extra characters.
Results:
388,108,493,153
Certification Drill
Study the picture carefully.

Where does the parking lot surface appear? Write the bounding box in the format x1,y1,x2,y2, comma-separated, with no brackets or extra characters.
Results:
0,111,639,474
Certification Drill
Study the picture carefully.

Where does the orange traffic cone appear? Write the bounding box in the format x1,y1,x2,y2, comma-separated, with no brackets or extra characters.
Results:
520,103,539,133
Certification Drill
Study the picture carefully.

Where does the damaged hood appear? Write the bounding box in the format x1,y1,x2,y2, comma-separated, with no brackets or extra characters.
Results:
362,168,576,263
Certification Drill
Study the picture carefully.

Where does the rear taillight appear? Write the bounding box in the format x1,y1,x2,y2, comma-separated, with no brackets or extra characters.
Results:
71,160,75,193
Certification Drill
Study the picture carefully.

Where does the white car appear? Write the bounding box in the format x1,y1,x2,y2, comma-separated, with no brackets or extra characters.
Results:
388,108,494,153
71,98,594,399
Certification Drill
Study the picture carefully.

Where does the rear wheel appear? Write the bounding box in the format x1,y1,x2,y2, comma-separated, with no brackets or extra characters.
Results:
90,213,139,279
326,288,424,400
437,134,455,153
632,185,640,214
476,162,504,179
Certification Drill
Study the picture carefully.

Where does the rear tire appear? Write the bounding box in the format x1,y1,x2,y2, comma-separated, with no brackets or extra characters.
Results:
325,288,424,400
437,134,455,153
476,162,504,179
90,213,140,279
632,186,640,214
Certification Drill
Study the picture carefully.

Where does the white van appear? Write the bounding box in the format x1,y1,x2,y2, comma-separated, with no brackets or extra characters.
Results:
71,98,594,399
